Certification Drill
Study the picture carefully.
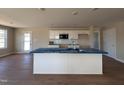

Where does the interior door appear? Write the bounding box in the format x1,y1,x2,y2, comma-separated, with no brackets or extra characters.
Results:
103,28,116,58
23,31,32,52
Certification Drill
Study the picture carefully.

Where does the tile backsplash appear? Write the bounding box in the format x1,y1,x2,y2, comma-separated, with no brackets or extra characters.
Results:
52,39,78,45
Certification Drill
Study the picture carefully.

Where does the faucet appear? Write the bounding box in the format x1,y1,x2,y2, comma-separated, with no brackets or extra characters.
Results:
72,40,76,49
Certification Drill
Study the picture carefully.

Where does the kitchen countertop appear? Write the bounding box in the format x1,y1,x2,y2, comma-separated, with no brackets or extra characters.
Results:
30,48,107,54
48,44,79,45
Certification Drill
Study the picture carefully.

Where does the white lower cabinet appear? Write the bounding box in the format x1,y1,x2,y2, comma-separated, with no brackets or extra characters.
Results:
48,45,59,48
33,53,103,74
68,45,79,48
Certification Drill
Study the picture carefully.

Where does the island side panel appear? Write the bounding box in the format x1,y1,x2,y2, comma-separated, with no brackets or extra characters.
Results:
33,53,102,74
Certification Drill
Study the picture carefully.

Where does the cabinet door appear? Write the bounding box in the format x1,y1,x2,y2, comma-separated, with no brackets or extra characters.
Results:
50,31,59,39
50,31,55,39
54,31,59,39
48,45,59,48
69,31,73,39
73,32,78,39
69,31,78,39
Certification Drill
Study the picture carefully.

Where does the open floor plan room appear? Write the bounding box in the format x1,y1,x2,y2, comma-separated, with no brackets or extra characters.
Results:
0,8,124,85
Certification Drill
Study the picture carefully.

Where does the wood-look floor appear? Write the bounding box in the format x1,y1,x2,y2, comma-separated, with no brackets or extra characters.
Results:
0,54,124,85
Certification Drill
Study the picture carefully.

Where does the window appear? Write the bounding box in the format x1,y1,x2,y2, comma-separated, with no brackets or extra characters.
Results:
0,29,7,48
24,32,31,51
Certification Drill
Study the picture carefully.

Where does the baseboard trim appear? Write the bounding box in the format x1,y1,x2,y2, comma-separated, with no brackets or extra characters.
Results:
0,52,14,57
0,52,29,57
15,52,30,54
114,57,124,63
15,52,26,54
104,54,124,63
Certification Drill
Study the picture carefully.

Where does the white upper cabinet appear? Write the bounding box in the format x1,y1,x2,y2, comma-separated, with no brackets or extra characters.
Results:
49,31,55,39
73,31,78,39
49,30,90,40
54,31,59,39
69,31,78,39
49,30,60,39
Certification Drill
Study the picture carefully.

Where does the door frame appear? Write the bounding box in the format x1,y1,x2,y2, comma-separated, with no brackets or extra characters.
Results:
23,31,32,53
103,28,116,58
94,31,101,49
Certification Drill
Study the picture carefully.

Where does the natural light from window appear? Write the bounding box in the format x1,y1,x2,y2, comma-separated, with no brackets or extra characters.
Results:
0,29,7,48
24,32,31,51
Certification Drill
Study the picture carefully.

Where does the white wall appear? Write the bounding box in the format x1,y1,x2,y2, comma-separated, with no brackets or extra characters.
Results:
15,28,49,52
116,22,124,62
102,21,124,63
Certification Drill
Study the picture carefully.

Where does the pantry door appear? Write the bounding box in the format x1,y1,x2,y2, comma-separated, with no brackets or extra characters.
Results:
103,28,116,58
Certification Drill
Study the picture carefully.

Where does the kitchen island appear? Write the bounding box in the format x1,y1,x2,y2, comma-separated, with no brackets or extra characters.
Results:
31,48,107,74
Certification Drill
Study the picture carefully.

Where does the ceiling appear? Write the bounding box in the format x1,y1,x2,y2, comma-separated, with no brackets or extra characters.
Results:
0,8,124,28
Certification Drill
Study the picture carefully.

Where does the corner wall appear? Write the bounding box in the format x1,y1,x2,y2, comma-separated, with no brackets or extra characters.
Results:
102,21,124,63
116,22,124,62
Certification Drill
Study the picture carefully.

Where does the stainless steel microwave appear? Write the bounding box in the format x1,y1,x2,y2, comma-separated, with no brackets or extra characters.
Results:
59,34,68,39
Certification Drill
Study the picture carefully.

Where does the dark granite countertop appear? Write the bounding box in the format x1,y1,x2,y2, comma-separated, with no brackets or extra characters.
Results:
48,44,80,45
30,48,107,54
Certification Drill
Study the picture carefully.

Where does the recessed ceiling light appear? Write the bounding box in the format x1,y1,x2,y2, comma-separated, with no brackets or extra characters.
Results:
38,8,46,11
72,11,79,15
91,8,99,11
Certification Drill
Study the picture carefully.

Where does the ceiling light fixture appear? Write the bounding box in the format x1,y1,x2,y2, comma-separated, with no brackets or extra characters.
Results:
72,11,79,15
91,8,99,11
38,8,46,11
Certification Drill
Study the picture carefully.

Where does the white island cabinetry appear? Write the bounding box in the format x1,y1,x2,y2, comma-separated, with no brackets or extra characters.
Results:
48,45,59,48
33,53,102,74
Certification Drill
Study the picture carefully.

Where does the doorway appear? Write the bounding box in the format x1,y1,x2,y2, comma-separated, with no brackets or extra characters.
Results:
23,31,32,52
